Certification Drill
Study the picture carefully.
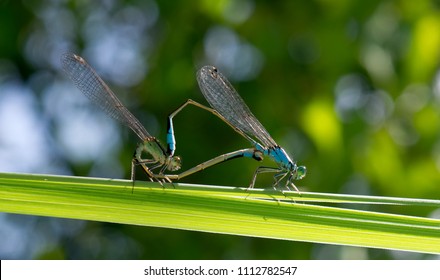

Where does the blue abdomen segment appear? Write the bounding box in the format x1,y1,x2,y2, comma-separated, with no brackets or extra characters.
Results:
166,121,176,156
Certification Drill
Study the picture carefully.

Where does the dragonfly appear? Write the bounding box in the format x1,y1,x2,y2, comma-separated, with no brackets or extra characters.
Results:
165,65,306,191
61,53,182,184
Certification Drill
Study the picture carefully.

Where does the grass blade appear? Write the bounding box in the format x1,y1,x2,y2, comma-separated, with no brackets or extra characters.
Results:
0,172,439,254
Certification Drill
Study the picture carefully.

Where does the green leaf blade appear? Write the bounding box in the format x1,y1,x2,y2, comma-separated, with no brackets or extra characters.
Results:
0,172,439,254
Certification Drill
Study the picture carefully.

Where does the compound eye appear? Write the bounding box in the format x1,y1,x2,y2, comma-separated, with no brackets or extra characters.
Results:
296,165,307,180
168,156,182,171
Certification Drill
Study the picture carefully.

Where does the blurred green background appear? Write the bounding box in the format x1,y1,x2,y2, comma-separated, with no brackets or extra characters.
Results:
1,0,440,259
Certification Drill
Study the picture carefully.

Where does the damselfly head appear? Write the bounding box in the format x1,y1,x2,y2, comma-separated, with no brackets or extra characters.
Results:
168,156,182,171
295,165,307,180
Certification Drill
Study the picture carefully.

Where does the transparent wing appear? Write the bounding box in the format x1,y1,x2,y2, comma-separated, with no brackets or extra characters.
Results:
196,66,277,148
61,53,151,141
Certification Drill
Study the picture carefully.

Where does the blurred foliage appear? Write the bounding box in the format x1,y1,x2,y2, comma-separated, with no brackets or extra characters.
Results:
0,0,440,259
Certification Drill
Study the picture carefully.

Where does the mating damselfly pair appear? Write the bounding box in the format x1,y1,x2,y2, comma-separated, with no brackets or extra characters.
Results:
61,53,306,191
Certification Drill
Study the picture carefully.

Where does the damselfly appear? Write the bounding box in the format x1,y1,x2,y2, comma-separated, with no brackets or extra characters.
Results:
166,66,306,191
61,53,182,184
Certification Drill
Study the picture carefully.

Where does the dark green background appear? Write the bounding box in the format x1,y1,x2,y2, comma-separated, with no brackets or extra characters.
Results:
0,0,439,259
